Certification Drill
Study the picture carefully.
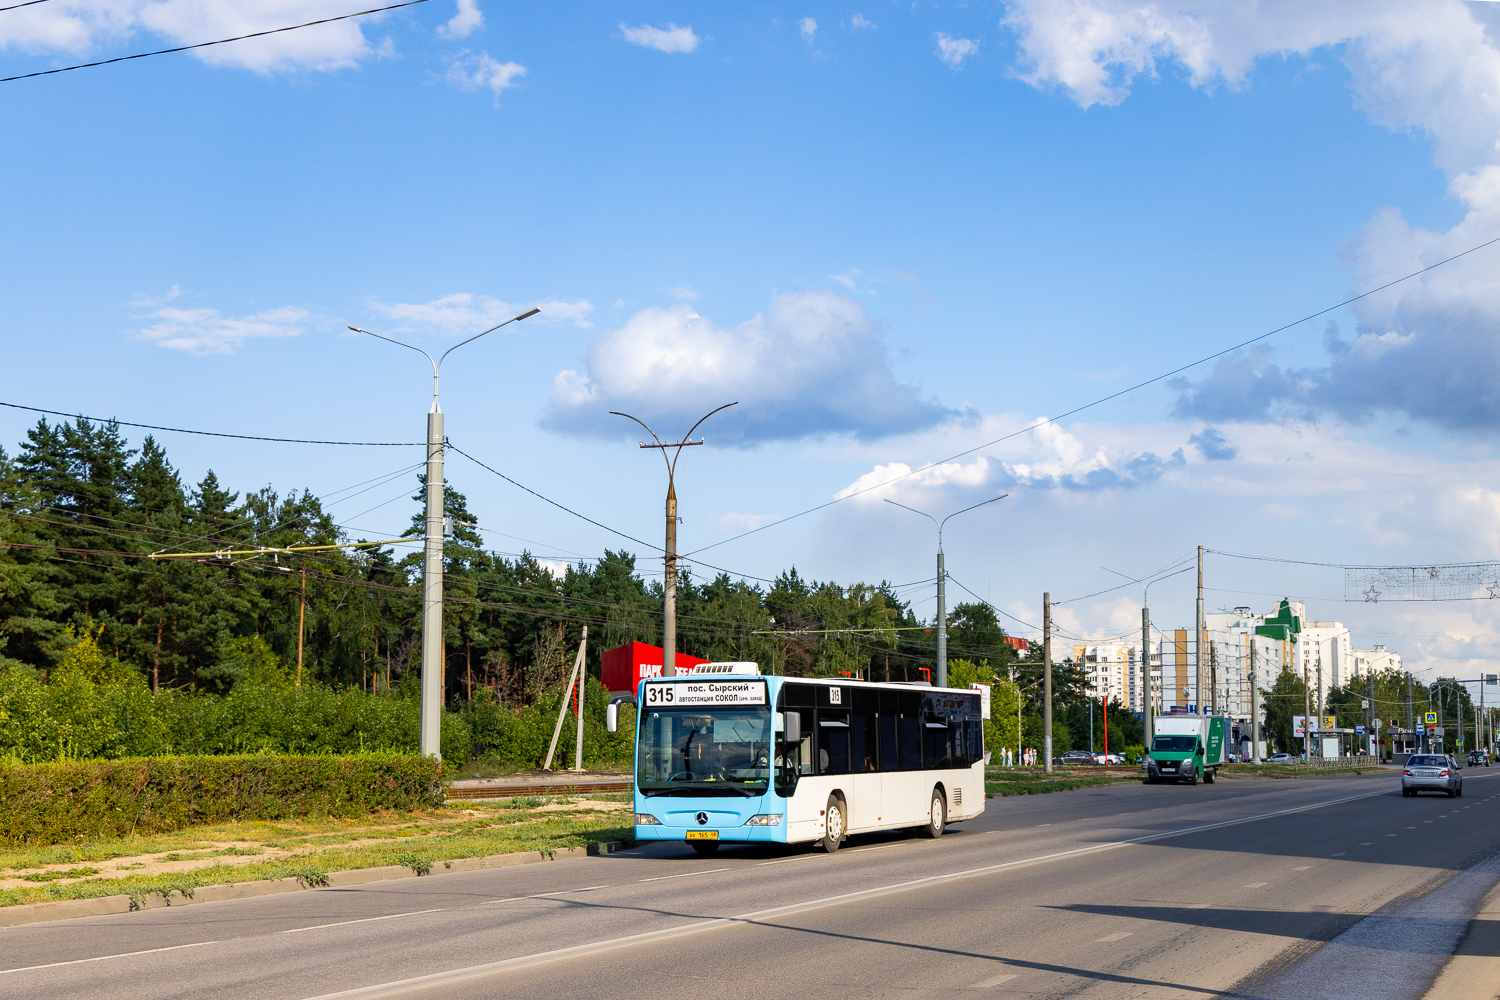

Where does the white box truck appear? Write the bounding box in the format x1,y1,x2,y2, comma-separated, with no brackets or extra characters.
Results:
1143,715,1230,785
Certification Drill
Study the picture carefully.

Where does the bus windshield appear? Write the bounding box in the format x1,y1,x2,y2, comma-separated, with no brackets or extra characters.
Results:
1152,735,1198,752
637,706,775,797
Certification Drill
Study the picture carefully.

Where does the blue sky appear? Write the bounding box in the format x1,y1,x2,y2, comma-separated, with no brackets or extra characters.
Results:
5,1,1500,678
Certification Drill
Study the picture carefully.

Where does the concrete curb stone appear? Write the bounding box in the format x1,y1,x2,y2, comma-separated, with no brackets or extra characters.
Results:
0,840,635,930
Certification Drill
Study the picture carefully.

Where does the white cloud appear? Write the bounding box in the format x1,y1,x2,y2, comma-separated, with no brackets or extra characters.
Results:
1003,2,1500,434
543,290,955,443
0,0,397,73
445,51,525,101
799,17,817,42
620,22,699,53
936,32,978,68
137,302,309,354
852,14,876,31
371,293,592,334
437,0,482,40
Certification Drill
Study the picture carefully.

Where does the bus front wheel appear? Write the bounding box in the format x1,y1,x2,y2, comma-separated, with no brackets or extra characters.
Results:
924,789,946,839
822,795,846,853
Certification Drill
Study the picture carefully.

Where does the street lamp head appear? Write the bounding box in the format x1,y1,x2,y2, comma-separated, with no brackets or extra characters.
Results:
515,307,541,321
347,325,365,333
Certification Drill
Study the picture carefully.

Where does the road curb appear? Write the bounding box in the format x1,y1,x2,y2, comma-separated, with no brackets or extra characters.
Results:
0,839,636,930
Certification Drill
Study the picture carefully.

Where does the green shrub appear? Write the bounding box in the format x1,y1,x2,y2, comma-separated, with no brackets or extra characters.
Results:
0,754,442,847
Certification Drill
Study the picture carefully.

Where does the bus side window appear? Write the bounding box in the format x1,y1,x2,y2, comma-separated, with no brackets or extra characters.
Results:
818,710,851,774
878,690,900,773
852,688,879,772
898,691,923,770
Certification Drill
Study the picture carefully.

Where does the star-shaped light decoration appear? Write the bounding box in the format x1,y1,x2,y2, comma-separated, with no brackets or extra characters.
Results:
1363,586,1381,603
1488,581,1500,600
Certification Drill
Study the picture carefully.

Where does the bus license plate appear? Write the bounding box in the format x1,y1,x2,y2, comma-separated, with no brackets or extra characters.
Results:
685,831,718,840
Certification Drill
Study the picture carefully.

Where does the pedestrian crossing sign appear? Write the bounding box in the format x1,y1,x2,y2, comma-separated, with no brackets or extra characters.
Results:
1425,711,1438,725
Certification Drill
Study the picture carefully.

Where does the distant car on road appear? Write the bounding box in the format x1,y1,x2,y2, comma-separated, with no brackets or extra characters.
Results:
1267,753,1295,764
1053,750,1098,766
1094,752,1124,765
1468,750,1490,767
1403,754,1463,797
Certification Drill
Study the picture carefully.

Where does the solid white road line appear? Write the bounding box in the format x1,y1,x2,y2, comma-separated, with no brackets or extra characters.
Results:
302,783,1404,999
0,939,219,976
284,910,446,934
1097,932,1132,943
638,868,731,883
480,885,608,904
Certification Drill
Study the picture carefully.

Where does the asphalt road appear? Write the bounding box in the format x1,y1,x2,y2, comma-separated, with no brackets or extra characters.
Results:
4,768,1499,1000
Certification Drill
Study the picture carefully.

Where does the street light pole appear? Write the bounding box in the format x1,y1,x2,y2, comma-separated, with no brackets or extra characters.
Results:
1103,565,1190,758
883,495,1006,688
612,404,738,677
351,307,539,758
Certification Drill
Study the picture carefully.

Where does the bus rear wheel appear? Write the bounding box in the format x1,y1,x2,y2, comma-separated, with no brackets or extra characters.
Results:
924,789,946,839
822,795,846,853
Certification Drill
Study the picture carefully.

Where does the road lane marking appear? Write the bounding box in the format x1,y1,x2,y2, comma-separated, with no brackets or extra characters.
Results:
972,973,1017,987
755,855,818,866
1292,866,1310,871
1245,883,1267,888
1386,834,1398,837
301,783,1407,999
1331,852,1346,857
1359,842,1373,845
284,910,445,934
844,844,909,854
639,868,731,883
0,939,219,975
480,886,607,905
1097,932,1132,942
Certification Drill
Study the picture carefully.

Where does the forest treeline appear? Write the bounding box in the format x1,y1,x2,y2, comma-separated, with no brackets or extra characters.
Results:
0,417,1463,764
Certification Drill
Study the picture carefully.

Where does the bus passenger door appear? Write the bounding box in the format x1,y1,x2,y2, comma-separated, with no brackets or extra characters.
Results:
847,691,882,829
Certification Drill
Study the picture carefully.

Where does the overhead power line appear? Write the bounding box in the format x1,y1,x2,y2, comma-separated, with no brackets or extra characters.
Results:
0,0,52,11
446,440,778,585
0,400,420,446
684,233,1500,560
0,0,431,84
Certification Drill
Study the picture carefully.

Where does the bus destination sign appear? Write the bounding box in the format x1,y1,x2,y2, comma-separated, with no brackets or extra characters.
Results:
643,680,767,707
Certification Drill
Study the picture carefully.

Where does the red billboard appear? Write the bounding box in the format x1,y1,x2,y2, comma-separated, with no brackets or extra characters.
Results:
600,641,712,694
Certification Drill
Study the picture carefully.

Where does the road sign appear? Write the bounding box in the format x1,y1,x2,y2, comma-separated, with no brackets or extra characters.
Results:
1426,712,1438,725
1435,727,1446,736
1488,674,1498,685
1355,724,1365,734
1373,718,1383,730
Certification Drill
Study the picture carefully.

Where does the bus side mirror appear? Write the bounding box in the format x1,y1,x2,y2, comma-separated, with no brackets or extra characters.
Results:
784,712,801,745
607,695,635,733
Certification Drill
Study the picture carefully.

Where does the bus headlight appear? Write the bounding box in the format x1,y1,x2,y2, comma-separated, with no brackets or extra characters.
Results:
744,814,783,826
634,813,662,825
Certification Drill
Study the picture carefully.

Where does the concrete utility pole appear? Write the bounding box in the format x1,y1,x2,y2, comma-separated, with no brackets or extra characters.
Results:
1043,592,1054,774
1304,667,1313,760
352,307,539,758
1196,545,1205,714
1102,565,1188,752
612,404,737,676
1249,639,1260,764
883,494,1006,688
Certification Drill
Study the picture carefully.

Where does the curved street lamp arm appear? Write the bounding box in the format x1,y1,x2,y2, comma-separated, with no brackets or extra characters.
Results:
939,493,1008,535
682,401,739,443
438,307,540,369
610,411,673,478
350,326,437,379
882,498,938,530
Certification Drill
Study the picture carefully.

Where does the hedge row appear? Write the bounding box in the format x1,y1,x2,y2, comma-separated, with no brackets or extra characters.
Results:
0,754,443,847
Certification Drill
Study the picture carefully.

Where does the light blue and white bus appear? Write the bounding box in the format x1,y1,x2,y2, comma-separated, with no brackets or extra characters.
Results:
607,662,986,854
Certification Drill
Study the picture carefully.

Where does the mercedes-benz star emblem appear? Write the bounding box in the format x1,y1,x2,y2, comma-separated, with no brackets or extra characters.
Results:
696,812,708,825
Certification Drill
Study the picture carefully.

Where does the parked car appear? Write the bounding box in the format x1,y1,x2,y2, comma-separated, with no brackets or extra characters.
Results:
1468,750,1490,767
1094,752,1124,765
1403,754,1463,797
1267,753,1295,763
1053,750,1098,766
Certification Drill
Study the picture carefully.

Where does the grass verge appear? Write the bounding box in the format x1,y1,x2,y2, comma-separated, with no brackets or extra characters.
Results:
0,795,631,909
985,769,1136,796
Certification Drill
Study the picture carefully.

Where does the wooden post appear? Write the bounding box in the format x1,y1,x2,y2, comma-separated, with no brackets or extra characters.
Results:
544,627,588,771
297,562,307,687
574,627,589,773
